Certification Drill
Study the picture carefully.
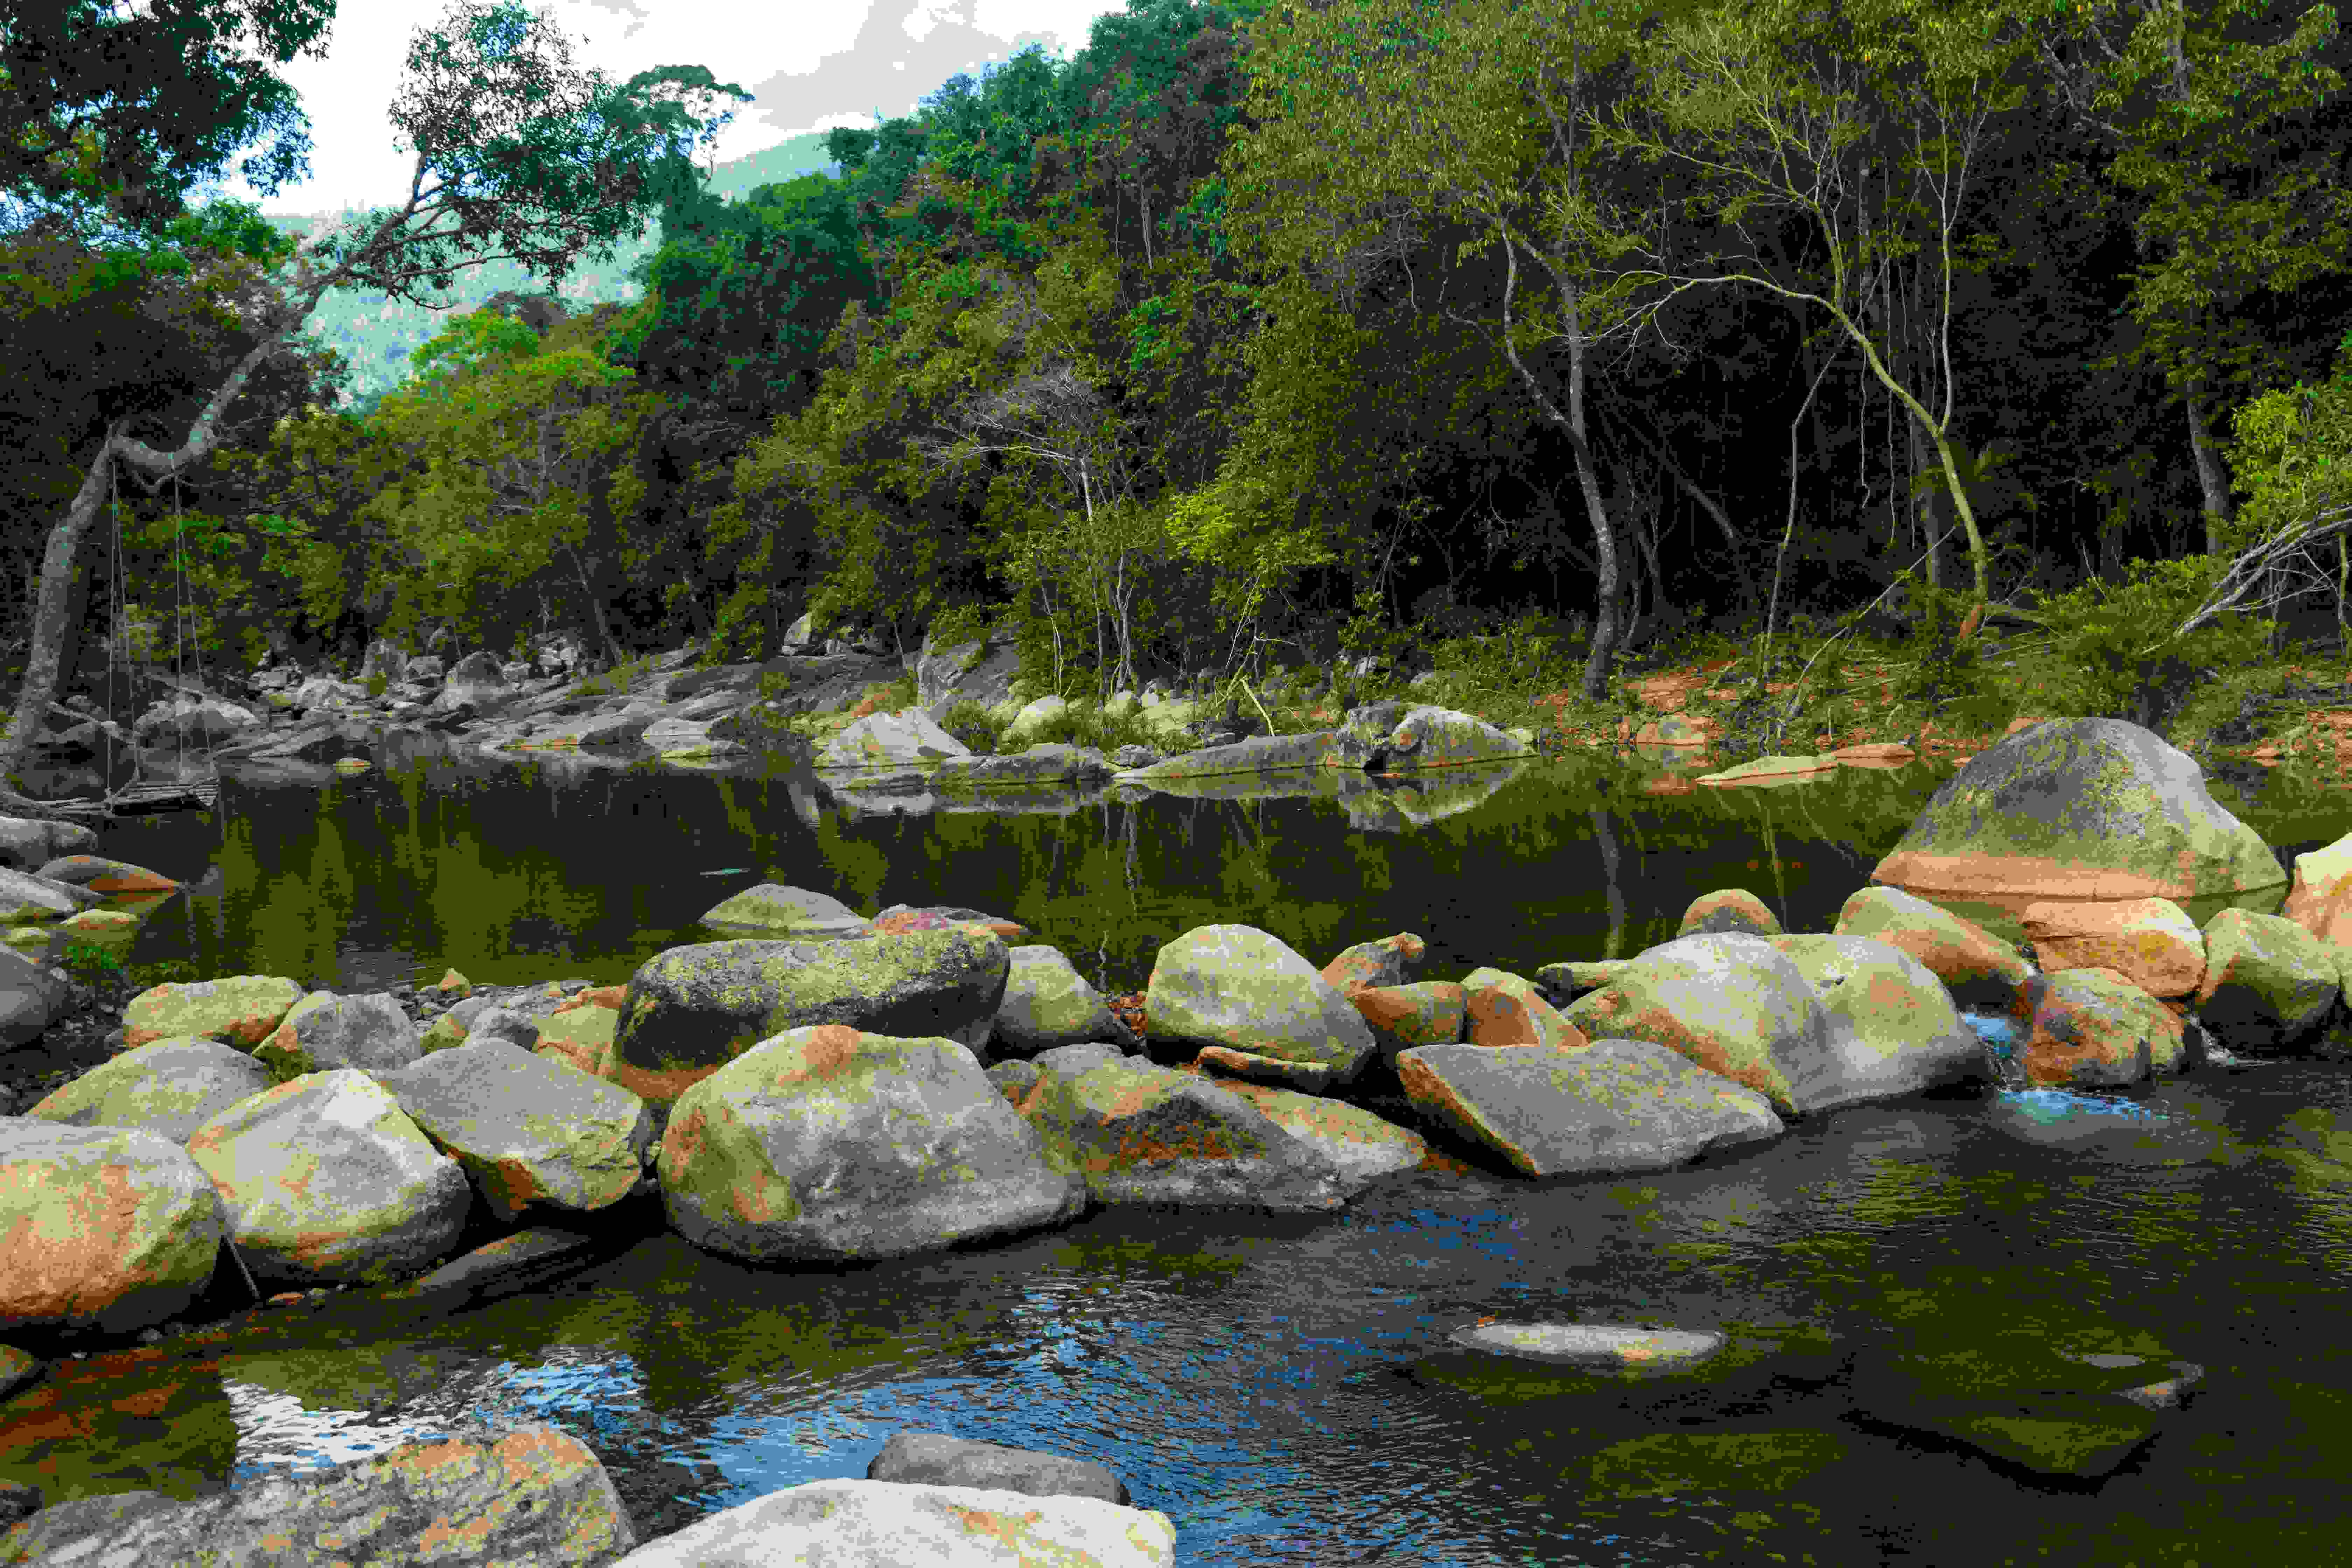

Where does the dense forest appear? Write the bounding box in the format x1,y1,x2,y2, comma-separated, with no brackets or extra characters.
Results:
5,0,2351,721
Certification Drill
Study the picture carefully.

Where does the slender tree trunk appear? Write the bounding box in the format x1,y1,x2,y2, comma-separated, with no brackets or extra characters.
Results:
2185,378,2233,555
0,417,126,802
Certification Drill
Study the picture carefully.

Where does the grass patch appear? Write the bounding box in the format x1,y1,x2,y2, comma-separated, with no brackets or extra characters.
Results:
573,651,659,698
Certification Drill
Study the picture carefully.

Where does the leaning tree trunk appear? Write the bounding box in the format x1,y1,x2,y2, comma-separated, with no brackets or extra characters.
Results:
0,417,127,813
2,277,305,810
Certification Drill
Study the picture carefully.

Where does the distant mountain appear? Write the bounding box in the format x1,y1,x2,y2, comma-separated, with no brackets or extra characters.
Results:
256,128,849,419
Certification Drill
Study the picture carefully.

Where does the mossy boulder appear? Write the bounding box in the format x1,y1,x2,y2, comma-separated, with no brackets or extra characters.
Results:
609,929,1009,1106
1871,716,2284,901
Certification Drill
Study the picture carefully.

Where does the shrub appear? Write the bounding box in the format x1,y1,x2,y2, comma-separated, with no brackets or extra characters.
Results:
2030,556,2274,728
936,699,1010,755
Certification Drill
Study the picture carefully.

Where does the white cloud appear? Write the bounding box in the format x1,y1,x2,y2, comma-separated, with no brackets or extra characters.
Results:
203,1,1128,215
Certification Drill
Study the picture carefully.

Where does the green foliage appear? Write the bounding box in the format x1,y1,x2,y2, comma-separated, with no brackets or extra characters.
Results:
363,672,390,698
54,939,126,984
1891,573,1984,710
2029,555,2274,725
573,651,657,696
2224,328,2352,546
934,699,1011,755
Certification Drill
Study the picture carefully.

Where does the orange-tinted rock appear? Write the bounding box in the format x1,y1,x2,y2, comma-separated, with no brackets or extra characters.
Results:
1833,886,2032,1013
1319,932,1428,995
2018,967,2171,1087
1832,742,1917,768
2021,897,2204,998
1460,968,1588,1051
1348,980,1467,1062
2282,832,2352,948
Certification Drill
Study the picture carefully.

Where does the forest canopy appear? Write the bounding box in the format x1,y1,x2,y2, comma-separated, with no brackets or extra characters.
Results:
5,0,2351,716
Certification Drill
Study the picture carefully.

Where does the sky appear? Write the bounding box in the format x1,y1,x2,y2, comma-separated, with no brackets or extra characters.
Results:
187,0,1135,215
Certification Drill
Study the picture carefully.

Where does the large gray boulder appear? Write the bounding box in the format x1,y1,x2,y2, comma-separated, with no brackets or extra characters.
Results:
659,1024,1086,1262
915,631,1022,712
0,1121,225,1335
1326,702,1531,771
0,945,69,1049
698,883,869,938
992,945,1136,1057
818,707,972,769
1560,933,1841,1119
1395,1039,1784,1177
2194,907,2340,1051
376,1039,655,1221
438,650,509,710
0,1424,635,1564
132,695,258,747
251,990,423,1078
868,1433,1131,1506
1019,1055,1350,1212
608,929,1010,1107
0,813,96,872
23,1036,274,1143
1872,716,2286,900
1765,934,1987,1107
608,1478,1173,1567
1144,924,1377,1090
184,1068,473,1288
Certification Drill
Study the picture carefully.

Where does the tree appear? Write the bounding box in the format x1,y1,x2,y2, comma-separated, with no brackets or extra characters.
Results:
1222,0,1682,698
2028,0,2350,557
0,0,331,246
0,0,749,804
1584,0,2052,636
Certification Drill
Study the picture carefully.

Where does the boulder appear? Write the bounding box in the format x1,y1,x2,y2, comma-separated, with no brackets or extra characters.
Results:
357,637,409,684
1144,925,1377,1089
122,974,305,1051
699,883,870,938
1679,889,1781,937
0,1121,224,1335
1179,1072,1431,1190
132,695,257,747
253,990,424,1079
999,694,1070,748
2193,908,2339,1052
932,744,1113,790
993,945,1137,1056
1115,731,1334,780
660,1025,1085,1262
0,946,68,1049
818,707,972,769
23,1037,273,1143
1320,932,1427,994
1018,1055,1350,1212
608,929,1010,1106
1833,886,2033,1012
37,853,177,894
438,650,509,710
376,1040,655,1221
289,674,366,709
1870,716,2286,899
867,1433,1130,1505
2020,897,2205,997
871,905,1031,942
1460,966,1589,1050
915,632,1021,712
2016,968,2174,1086
1560,934,1838,1118
2282,830,2352,947
0,814,96,873
607,1479,1173,1567
184,1068,474,1288
0,865,103,924
1763,935,1986,1106
1394,1039,1784,1177
403,653,446,681
1326,703,1531,771
1347,981,1468,1064
0,1423,635,1564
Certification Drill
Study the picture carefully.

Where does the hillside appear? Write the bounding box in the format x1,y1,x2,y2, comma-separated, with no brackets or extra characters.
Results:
256,128,847,419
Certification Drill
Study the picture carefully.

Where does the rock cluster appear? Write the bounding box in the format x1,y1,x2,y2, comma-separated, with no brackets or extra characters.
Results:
0,715,2334,1561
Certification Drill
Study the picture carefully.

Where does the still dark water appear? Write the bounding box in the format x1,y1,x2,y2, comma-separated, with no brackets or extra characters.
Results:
31,738,2352,1564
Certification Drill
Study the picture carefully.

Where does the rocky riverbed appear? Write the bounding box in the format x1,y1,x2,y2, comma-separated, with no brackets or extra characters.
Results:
3,714,2351,1563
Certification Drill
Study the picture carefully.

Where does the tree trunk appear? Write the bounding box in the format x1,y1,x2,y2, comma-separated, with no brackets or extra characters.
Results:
0,417,126,797
2185,378,2233,555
